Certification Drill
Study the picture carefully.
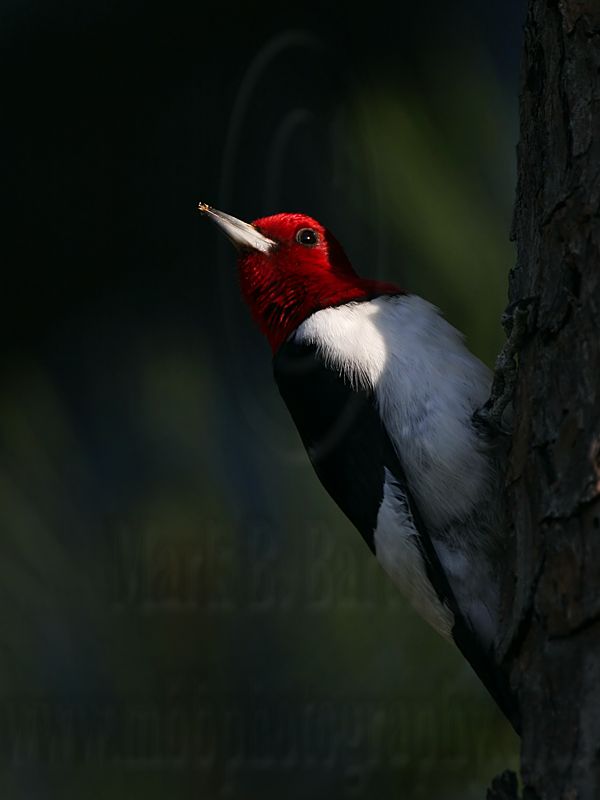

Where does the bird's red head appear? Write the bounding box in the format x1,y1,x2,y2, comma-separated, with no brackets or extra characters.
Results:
199,205,403,352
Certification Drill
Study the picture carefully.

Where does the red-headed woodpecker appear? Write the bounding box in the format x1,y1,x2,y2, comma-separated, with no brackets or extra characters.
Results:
199,203,519,732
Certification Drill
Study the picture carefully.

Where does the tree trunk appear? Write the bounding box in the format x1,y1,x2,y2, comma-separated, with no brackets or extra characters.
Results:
501,1,600,797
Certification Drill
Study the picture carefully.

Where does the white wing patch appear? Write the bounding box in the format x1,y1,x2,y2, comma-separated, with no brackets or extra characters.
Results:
374,469,454,640
434,540,497,649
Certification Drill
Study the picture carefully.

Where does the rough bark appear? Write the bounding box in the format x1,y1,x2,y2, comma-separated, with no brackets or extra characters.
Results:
500,1,600,798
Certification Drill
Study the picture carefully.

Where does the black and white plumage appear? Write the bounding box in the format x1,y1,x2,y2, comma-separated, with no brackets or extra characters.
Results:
275,296,517,730
199,205,520,732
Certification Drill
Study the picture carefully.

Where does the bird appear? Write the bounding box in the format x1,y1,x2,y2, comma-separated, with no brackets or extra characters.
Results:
199,202,520,733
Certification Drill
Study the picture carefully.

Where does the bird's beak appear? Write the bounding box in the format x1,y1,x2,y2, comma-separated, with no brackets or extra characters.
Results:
198,203,275,254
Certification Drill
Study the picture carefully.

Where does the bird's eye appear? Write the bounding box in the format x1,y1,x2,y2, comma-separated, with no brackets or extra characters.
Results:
296,228,319,246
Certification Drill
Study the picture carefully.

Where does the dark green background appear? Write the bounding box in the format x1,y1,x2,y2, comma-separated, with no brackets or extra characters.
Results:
1,1,524,797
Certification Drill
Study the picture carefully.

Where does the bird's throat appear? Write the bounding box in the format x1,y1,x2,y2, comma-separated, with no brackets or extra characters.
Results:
238,255,404,353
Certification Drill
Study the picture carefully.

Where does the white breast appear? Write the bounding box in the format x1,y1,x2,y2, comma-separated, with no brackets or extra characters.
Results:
294,294,493,528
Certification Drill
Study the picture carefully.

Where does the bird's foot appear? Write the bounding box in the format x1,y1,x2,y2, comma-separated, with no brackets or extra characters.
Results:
473,297,535,436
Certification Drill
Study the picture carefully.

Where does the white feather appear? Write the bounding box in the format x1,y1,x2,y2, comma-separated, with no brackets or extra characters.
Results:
375,469,454,639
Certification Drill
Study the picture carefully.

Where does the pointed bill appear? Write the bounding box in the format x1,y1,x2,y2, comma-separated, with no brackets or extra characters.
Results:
198,203,275,253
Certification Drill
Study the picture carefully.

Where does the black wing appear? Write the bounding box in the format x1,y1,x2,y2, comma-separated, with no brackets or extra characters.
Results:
273,338,520,734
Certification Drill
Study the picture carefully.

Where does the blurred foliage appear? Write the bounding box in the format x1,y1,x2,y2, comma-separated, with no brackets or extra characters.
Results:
350,53,516,366
0,2,522,798
0,339,518,798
